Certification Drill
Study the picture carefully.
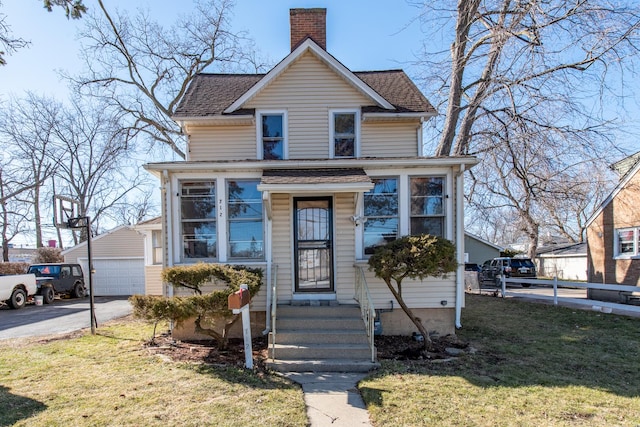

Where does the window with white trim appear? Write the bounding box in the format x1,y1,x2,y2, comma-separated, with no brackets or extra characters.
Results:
615,227,640,257
259,112,286,160
330,111,358,158
410,176,445,237
180,181,217,260
152,230,163,264
363,177,398,255
227,179,264,259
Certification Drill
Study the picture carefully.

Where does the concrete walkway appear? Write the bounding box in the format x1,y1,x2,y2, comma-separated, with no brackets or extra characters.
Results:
282,372,372,427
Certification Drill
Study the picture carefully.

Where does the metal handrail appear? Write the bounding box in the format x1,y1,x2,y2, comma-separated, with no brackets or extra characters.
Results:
270,264,278,359
354,265,376,363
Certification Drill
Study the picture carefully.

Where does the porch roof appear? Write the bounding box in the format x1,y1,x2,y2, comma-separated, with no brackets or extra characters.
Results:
257,168,374,193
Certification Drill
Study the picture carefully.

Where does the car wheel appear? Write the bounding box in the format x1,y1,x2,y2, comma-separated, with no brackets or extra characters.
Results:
9,288,27,309
41,286,55,304
73,283,85,299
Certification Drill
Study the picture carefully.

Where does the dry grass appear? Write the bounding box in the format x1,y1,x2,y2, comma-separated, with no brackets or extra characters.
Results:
360,294,640,426
0,317,307,427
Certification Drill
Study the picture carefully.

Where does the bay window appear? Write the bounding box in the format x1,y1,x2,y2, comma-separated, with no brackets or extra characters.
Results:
363,178,398,254
181,181,217,259
227,180,264,259
410,176,445,237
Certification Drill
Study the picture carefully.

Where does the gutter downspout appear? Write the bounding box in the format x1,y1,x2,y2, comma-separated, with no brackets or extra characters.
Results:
262,191,273,335
455,164,465,329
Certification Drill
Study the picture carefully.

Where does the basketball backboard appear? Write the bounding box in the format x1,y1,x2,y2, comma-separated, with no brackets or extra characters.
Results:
53,196,80,229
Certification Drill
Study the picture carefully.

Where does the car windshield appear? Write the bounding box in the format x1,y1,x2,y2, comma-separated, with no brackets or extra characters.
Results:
511,259,534,268
28,265,61,276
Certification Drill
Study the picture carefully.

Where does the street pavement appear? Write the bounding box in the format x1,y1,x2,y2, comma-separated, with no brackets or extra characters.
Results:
0,296,133,340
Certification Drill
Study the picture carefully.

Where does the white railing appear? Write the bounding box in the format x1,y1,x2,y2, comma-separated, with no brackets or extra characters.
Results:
354,265,376,363
270,264,278,359
497,276,640,314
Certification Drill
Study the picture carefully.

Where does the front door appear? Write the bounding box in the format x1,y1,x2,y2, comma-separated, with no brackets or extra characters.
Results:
294,197,333,292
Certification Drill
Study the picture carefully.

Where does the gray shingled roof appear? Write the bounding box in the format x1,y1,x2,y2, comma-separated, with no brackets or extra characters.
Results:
174,70,435,118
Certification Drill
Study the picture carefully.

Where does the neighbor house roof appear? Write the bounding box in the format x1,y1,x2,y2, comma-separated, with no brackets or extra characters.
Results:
173,39,435,119
537,242,587,257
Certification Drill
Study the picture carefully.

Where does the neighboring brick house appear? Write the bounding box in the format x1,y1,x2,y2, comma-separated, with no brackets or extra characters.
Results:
586,152,640,301
143,9,477,344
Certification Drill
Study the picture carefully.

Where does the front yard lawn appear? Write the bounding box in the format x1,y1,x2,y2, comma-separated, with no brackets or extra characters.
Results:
360,294,640,426
0,318,307,427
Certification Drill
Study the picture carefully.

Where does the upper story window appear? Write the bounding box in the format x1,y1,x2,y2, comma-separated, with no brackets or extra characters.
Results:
180,181,217,260
330,110,359,158
363,177,399,255
410,176,445,237
227,180,264,259
259,112,286,160
615,227,640,258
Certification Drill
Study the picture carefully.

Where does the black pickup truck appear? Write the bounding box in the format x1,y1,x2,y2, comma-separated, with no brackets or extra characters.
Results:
27,263,87,303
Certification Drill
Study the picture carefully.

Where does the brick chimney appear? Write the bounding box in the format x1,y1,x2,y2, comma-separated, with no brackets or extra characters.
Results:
290,8,326,51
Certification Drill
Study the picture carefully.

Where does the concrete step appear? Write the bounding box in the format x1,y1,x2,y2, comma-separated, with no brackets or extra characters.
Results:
276,316,364,330
274,329,370,345
266,359,380,373
270,343,372,360
276,305,361,318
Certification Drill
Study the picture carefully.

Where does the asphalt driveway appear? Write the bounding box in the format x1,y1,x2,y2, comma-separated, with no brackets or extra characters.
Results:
0,296,133,340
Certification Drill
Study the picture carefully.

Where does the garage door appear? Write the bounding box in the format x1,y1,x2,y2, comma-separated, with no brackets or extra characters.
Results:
79,258,145,296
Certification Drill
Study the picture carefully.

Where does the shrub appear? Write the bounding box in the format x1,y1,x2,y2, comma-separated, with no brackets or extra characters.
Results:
32,247,64,263
130,263,262,347
368,234,457,349
0,262,29,275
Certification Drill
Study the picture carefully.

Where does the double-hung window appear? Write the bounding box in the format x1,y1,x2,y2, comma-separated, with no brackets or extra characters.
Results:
363,178,398,255
615,227,640,257
227,180,264,259
260,112,285,160
331,111,358,158
181,181,217,259
410,176,445,237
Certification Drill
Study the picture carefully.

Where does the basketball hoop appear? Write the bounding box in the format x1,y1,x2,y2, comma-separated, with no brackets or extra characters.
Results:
53,196,80,229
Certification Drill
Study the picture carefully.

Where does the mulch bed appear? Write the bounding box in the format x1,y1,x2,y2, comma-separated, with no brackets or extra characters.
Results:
144,332,469,370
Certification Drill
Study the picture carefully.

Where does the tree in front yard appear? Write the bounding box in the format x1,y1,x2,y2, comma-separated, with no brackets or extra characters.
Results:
130,263,262,349
368,234,457,350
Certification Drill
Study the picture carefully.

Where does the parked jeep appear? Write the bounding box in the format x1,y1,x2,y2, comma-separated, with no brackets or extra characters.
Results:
483,257,537,287
27,263,86,301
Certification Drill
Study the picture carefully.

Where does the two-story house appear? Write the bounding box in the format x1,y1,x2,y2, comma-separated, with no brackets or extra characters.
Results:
143,8,477,370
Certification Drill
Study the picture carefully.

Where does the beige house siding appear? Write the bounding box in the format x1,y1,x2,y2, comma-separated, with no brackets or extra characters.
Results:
246,51,372,159
271,194,294,301
334,193,357,303
187,125,256,161
362,268,456,309
361,121,419,158
145,265,164,296
63,226,144,263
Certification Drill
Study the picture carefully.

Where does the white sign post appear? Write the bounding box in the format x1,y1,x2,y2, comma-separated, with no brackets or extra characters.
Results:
229,284,253,369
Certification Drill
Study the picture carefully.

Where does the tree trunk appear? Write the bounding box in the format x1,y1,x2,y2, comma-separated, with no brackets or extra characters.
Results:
383,278,433,350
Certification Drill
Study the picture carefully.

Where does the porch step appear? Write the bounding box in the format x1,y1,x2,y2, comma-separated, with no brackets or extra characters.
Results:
267,304,379,373
271,343,372,359
267,359,379,373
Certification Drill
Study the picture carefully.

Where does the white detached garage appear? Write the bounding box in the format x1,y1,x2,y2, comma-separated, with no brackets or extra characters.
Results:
62,225,145,296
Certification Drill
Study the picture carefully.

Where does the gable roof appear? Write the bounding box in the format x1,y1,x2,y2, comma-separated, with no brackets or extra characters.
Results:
585,156,640,229
173,38,435,120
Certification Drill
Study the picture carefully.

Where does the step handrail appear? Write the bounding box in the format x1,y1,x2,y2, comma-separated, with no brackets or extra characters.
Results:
270,264,278,359
354,265,376,363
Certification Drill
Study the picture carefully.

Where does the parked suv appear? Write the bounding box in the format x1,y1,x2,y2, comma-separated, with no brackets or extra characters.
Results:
27,263,86,301
484,257,536,287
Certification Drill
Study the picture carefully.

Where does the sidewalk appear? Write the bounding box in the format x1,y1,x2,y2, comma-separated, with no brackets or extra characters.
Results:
281,372,372,427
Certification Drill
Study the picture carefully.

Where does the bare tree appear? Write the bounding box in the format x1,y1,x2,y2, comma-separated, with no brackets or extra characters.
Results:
0,0,86,65
70,0,264,159
415,0,640,253
0,93,62,247
0,163,39,261
52,97,147,243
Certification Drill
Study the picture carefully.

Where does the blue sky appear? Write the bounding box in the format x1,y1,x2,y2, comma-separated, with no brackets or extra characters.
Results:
0,0,428,99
